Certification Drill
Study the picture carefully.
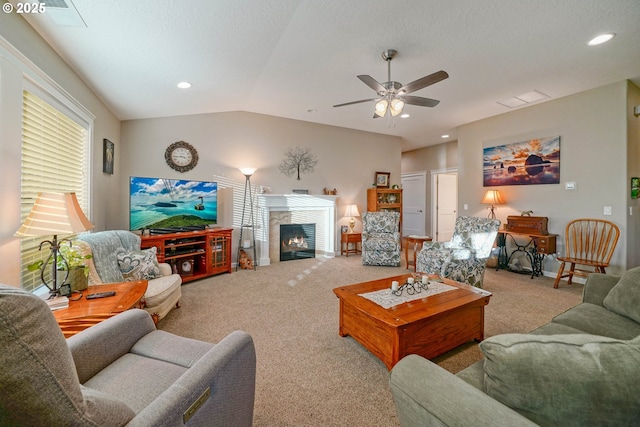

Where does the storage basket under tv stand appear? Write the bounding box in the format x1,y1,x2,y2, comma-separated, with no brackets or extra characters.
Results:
140,228,232,283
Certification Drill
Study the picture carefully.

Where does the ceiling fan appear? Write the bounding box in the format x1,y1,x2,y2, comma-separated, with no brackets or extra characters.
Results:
333,49,448,118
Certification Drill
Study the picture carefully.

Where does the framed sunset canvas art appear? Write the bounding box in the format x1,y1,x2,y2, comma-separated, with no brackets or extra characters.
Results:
483,136,560,186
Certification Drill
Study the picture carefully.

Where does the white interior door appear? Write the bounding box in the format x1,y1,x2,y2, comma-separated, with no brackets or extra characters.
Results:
401,172,426,236
434,172,458,242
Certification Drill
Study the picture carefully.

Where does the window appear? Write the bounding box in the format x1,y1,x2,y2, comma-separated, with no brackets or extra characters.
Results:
19,90,90,292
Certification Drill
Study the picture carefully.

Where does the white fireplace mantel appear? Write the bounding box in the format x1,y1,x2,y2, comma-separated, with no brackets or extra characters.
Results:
256,194,338,266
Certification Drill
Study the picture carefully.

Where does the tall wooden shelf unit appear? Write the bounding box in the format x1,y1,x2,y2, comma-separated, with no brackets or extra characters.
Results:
367,187,403,233
140,228,233,283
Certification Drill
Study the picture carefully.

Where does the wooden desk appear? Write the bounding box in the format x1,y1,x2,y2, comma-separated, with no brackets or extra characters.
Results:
341,232,362,257
497,231,557,278
53,281,147,338
405,235,433,272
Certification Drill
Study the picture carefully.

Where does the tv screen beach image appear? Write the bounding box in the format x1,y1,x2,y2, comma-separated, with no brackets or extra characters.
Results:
130,177,217,230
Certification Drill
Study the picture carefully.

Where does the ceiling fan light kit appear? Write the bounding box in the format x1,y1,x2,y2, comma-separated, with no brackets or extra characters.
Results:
334,49,448,119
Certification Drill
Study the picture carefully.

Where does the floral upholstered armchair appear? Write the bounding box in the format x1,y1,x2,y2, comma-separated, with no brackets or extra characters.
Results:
416,216,500,288
361,211,401,267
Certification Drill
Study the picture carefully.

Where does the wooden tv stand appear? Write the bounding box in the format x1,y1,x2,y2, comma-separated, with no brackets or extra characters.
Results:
140,228,232,283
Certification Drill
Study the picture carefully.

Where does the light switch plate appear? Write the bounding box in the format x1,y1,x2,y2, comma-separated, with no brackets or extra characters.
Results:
565,182,576,190
604,206,612,215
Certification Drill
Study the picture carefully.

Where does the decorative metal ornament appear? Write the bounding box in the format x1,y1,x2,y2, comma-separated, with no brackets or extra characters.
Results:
278,146,318,180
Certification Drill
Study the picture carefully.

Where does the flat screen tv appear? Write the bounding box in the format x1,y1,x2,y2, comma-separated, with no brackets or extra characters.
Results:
129,176,217,231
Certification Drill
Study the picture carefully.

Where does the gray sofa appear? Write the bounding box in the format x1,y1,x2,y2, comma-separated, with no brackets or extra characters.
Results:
0,284,256,426
390,268,640,426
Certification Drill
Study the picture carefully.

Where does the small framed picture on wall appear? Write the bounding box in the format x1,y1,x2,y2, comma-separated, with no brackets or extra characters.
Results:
632,177,639,199
103,139,114,174
375,171,390,188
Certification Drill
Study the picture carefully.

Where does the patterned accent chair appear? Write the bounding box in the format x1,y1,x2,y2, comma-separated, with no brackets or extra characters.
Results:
416,216,500,288
362,211,402,267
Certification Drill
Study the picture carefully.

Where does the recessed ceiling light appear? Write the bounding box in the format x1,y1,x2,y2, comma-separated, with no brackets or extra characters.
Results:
400,113,410,118
441,134,450,138
588,33,615,46
177,82,192,89
307,109,317,113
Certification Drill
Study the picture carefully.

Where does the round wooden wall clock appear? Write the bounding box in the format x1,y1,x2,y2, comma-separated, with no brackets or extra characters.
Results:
165,141,198,173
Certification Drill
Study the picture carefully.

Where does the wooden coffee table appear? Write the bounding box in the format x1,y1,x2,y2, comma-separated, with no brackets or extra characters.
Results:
53,281,148,338
333,274,491,370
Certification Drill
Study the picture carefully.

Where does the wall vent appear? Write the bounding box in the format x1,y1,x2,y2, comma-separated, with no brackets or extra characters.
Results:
38,0,86,27
39,0,69,8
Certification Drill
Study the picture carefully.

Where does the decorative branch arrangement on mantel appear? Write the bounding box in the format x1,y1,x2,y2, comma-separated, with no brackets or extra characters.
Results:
278,146,318,180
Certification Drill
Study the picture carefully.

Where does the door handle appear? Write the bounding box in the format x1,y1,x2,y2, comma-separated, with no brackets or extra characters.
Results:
417,210,423,213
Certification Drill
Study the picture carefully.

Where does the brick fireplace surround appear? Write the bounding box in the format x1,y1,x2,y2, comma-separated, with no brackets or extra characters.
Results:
256,194,338,266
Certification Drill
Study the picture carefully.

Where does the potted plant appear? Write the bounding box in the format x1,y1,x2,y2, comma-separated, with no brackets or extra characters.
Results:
28,242,92,292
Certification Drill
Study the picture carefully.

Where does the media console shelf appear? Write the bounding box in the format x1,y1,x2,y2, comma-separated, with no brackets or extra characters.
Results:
141,228,233,283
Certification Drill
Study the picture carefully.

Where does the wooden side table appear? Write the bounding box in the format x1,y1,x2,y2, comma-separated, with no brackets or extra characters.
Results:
341,232,362,257
405,235,433,271
53,281,148,338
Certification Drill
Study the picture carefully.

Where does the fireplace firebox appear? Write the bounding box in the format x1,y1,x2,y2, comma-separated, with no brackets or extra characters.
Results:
280,223,316,261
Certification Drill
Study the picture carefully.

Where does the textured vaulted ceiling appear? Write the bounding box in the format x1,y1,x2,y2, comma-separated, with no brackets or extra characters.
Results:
19,0,640,151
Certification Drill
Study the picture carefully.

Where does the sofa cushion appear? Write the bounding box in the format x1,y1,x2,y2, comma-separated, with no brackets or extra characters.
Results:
603,266,640,323
551,302,640,340
144,274,182,308
480,333,640,426
361,235,399,251
0,284,135,426
117,247,161,281
529,321,586,335
455,360,484,391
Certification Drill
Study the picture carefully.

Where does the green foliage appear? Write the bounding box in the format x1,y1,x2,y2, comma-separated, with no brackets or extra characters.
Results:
27,241,92,272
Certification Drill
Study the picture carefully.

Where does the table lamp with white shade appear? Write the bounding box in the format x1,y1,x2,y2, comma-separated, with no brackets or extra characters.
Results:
344,204,360,233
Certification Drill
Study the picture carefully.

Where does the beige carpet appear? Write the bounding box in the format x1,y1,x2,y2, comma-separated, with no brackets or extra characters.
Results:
158,255,583,427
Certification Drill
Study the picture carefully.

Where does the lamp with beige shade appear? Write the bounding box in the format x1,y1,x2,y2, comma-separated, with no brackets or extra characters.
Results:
481,190,505,219
15,192,94,296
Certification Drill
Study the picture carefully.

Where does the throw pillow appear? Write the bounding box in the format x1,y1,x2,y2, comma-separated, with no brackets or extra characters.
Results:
117,247,161,281
603,266,640,323
480,333,640,426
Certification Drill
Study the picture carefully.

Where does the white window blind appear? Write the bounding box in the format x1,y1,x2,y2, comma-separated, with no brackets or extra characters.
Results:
20,90,89,292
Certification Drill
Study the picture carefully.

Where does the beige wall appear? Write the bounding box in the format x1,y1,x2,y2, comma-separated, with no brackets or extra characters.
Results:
626,80,640,267
119,112,402,232
402,81,639,276
458,82,630,275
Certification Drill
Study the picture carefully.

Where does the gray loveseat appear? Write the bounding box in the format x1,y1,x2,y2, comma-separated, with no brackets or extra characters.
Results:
0,284,256,426
390,268,640,426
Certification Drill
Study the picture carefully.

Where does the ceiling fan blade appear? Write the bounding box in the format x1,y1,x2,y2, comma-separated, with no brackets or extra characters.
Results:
357,75,386,93
333,98,378,108
399,70,449,94
402,95,440,108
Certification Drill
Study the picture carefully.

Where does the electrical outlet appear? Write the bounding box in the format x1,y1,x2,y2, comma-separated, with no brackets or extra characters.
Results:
463,204,468,210
604,206,612,215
